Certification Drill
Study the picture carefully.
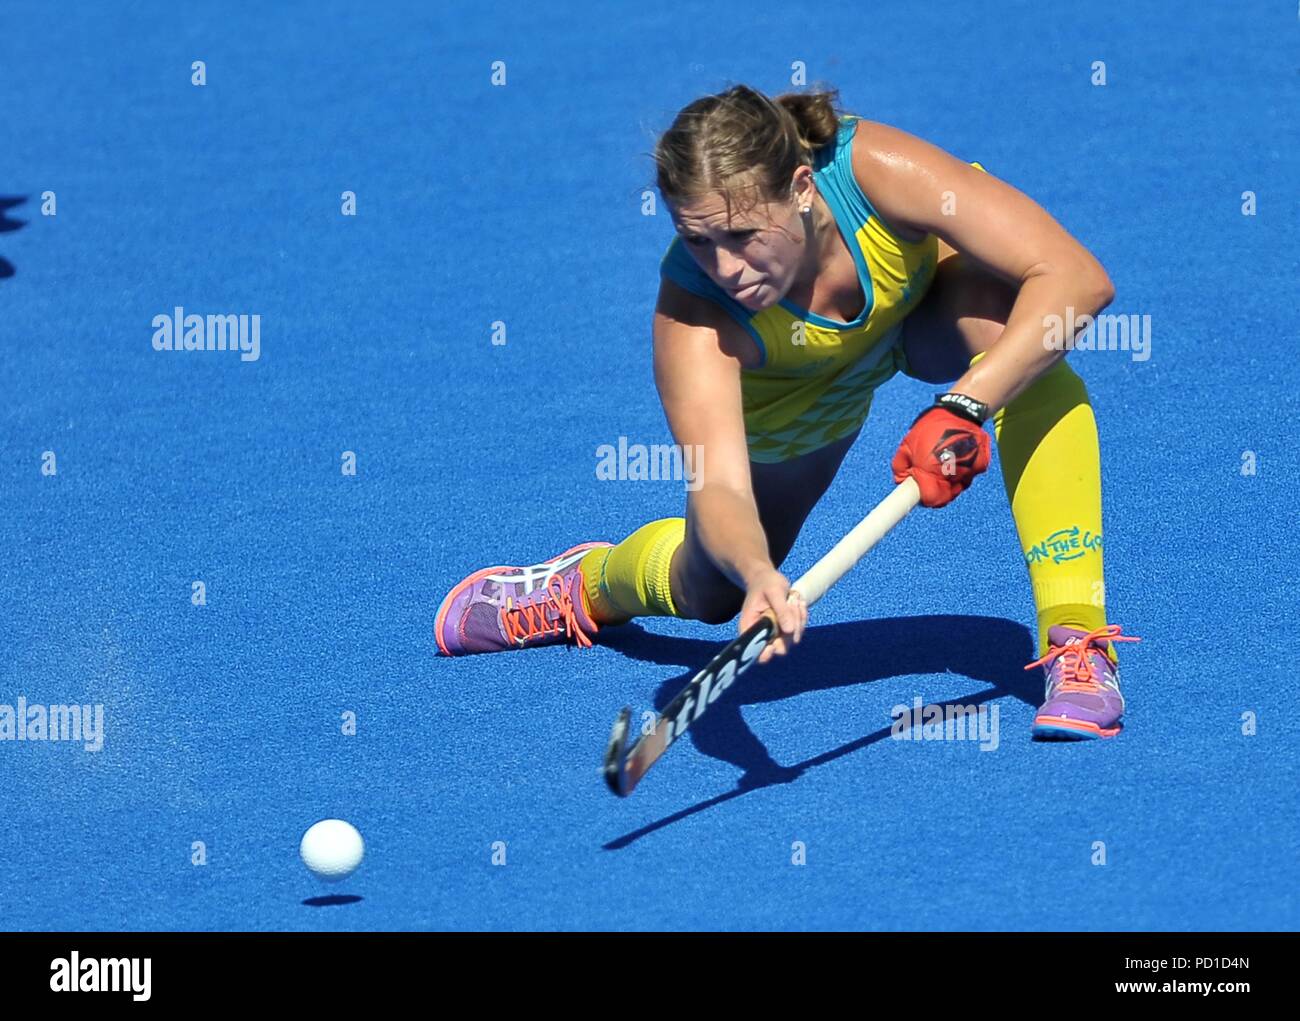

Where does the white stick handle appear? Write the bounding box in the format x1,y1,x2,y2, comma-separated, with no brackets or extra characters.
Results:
789,477,921,608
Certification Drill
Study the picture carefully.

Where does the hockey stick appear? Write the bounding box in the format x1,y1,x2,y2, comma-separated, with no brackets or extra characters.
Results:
603,476,922,797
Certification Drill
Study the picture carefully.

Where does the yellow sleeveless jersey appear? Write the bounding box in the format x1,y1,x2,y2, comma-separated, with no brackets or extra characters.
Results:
660,114,945,463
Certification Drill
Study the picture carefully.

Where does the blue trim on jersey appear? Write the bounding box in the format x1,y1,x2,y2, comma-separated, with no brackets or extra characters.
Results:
776,115,876,330
829,115,883,222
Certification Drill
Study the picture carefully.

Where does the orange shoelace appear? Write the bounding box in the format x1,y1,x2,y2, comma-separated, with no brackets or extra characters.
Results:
500,573,594,649
1024,624,1140,693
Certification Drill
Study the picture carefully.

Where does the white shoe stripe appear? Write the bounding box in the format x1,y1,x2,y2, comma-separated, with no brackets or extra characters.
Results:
481,548,593,593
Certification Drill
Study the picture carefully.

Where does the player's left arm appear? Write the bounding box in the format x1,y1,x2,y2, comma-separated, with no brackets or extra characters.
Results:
852,120,1115,412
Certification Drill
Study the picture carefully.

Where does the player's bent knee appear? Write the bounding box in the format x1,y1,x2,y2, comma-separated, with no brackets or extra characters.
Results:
691,598,744,627
695,595,744,626
675,580,744,625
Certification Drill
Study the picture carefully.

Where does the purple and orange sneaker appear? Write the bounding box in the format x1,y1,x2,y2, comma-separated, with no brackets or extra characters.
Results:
434,541,612,656
1026,624,1141,740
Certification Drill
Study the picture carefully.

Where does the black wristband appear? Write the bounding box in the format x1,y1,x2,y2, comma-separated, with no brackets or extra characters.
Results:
934,392,990,426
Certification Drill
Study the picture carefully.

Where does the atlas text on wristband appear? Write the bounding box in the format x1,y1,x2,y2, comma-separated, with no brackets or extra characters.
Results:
935,392,990,425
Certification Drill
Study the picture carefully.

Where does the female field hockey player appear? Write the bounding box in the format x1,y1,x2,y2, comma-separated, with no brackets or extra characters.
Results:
435,85,1138,740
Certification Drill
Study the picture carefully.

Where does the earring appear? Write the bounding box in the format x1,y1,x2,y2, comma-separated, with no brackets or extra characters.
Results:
800,206,811,215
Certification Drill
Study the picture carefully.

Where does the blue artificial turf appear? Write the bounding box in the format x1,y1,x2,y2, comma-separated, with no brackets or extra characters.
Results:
1,0,1296,931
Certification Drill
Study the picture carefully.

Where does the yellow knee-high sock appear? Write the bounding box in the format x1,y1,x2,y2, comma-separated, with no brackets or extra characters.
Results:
580,518,685,624
980,354,1112,659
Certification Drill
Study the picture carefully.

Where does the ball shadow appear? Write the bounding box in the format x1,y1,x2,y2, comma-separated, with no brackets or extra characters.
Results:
302,894,364,907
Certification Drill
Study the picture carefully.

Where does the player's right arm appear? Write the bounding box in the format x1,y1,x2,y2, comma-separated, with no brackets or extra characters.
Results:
652,279,803,660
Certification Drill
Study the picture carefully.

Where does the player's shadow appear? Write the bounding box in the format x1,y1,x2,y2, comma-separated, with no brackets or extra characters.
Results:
599,614,1038,849
0,195,29,278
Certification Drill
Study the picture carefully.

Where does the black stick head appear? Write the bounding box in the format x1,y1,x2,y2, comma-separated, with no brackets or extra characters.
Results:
603,707,632,797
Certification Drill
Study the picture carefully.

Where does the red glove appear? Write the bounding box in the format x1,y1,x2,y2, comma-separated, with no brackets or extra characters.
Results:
891,395,992,508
